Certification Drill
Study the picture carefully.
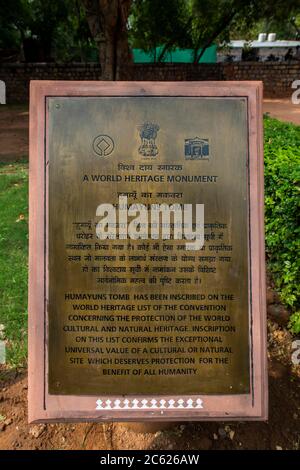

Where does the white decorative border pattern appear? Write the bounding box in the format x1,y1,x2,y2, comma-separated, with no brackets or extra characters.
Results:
96,398,203,410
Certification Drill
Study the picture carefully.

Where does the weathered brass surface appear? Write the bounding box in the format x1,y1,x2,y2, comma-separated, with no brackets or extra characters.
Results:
48,97,250,395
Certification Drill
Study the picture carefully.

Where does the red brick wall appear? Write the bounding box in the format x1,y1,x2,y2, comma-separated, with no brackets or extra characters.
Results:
0,62,299,103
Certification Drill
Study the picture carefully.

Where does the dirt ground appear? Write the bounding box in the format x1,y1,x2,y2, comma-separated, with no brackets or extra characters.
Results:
263,99,300,126
0,313,299,450
0,99,299,163
0,106,28,161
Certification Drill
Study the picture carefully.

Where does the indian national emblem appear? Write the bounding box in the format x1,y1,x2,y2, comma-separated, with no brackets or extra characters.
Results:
138,122,160,157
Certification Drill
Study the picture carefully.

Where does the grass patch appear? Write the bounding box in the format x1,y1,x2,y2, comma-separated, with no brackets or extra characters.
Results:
0,162,28,367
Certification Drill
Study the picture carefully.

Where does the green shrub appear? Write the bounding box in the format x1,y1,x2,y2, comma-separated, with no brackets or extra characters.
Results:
288,312,300,334
264,117,300,333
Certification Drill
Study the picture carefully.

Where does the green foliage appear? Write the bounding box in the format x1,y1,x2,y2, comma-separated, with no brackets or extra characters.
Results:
129,0,300,63
129,0,190,58
0,0,31,49
288,312,300,334
1,0,300,62
0,163,28,367
230,14,300,41
0,0,96,62
229,2,300,40
52,0,97,62
264,117,300,331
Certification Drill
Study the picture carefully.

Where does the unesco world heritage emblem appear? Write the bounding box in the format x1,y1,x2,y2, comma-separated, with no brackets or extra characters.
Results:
93,134,114,157
138,122,160,157
185,137,209,160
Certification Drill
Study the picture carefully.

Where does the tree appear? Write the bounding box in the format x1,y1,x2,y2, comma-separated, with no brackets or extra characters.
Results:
0,0,32,60
130,0,190,62
1,0,299,68
81,0,132,80
129,0,300,64
25,0,70,61
230,11,300,41
0,0,96,62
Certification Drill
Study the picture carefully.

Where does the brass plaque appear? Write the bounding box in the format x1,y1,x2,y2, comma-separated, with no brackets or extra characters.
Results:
48,96,250,396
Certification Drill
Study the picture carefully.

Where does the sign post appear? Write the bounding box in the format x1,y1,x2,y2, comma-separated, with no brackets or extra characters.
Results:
28,81,267,422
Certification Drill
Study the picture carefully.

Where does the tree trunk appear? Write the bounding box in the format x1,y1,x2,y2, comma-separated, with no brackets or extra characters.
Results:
82,0,132,80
